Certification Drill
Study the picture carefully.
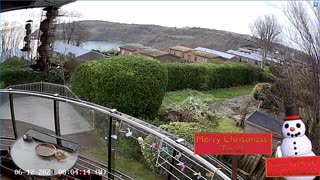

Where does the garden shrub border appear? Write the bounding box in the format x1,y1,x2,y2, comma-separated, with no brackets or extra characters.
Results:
165,62,274,91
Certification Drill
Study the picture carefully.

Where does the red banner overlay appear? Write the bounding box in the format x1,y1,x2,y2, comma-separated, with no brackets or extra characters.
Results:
194,133,272,155
266,156,320,177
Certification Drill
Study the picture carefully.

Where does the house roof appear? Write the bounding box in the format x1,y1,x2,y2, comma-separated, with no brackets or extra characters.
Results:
1,0,75,13
247,110,283,135
138,48,169,57
227,50,262,62
119,45,147,51
227,50,281,64
195,47,236,60
53,43,92,57
169,46,193,52
192,50,218,59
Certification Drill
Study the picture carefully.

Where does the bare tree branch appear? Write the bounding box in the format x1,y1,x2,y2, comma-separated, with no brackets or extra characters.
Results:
275,1,320,153
250,15,282,68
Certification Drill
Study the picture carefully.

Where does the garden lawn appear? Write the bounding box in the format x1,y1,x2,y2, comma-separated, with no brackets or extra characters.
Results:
161,85,254,112
215,117,243,132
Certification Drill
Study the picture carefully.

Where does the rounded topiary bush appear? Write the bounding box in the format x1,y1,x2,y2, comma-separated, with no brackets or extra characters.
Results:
71,56,168,118
252,82,274,108
252,83,271,101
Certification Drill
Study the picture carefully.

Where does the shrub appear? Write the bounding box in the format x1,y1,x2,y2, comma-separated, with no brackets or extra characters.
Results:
165,62,270,91
252,83,273,108
268,65,282,77
1,81,5,89
46,70,64,84
260,71,276,82
117,135,143,161
164,97,216,122
0,57,65,87
1,57,27,69
71,56,168,118
165,63,207,91
160,122,213,143
140,135,167,173
252,83,271,101
1,68,41,87
141,132,210,179
64,58,80,74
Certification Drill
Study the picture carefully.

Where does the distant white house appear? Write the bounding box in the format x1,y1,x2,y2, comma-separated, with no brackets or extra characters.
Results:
195,47,239,61
53,43,107,61
227,49,281,66
1,48,31,63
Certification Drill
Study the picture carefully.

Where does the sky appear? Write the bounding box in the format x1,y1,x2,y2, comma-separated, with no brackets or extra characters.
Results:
62,1,289,35
1,1,292,36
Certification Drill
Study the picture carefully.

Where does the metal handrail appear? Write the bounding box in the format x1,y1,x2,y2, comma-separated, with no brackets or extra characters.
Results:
6,81,79,99
0,89,232,180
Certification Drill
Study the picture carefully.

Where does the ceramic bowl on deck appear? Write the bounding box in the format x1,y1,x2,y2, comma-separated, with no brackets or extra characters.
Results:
35,143,56,157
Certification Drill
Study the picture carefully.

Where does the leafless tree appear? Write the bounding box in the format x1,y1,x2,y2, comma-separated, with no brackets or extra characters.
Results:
282,1,320,154
250,15,282,68
1,21,24,53
266,1,320,153
1,11,41,61
238,97,257,127
56,10,86,46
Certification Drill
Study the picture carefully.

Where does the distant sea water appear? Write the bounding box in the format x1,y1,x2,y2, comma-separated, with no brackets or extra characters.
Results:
81,41,124,52
28,40,124,58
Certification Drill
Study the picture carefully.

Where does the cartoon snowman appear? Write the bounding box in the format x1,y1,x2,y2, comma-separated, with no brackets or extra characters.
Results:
280,106,316,180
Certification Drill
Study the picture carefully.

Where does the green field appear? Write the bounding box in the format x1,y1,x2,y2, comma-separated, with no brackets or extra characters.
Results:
161,85,254,112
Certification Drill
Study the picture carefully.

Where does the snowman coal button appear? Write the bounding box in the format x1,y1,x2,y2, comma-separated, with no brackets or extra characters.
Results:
293,142,296,144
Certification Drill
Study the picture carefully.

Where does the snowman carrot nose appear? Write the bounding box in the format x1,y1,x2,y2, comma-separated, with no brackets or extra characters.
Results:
290,127,295,132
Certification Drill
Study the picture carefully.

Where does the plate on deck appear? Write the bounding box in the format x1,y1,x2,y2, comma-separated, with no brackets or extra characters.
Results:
35,143,56,157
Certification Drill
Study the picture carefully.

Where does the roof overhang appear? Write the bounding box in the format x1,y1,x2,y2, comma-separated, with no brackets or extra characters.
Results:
1,0,76,13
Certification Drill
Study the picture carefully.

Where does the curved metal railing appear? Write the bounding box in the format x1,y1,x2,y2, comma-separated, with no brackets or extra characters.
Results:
0,89,232,180
6,82,79,99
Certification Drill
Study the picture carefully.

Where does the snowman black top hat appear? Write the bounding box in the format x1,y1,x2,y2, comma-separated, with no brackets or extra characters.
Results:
285,106,301,121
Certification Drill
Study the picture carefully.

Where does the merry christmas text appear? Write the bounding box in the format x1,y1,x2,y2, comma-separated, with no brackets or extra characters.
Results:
194,133,272,155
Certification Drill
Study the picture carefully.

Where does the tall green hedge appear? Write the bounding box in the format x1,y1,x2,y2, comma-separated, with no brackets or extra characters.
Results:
1,58,40,87
166,63,208,90
1,68,42,87
1,58,64,88
71,56,168,118
165,62,274,91
1,57,27,69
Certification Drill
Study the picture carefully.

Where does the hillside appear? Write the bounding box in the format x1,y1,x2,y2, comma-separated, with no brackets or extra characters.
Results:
53,20,258,52
36,20,301,58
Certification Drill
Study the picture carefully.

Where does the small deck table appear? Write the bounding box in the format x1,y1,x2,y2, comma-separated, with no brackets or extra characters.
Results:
10,129,79,179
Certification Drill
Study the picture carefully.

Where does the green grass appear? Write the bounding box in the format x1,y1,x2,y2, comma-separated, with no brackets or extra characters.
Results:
214,117,243,132
87,147,165,180
161,85,254,111
115,156,165,180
